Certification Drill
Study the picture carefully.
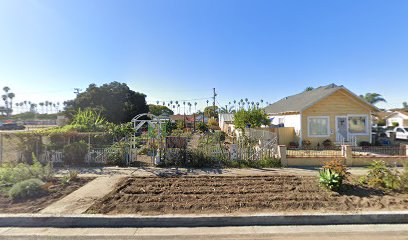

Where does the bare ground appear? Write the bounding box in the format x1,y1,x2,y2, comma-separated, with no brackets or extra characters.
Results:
86,176,408,215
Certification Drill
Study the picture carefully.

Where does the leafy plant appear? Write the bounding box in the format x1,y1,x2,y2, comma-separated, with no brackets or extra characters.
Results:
0,154,52,189
361,160,402,190
322,139,332,147
106,141,129,166
8,178,47,200
233,108,270,130
319,169,342,191
323,159,349,179
197,122,208,133
63,141,89,166
60,170,79,185
71,108,107,132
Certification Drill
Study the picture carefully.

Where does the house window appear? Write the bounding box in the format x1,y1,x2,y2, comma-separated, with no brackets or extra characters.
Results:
348,115,368,134
308,116,330,137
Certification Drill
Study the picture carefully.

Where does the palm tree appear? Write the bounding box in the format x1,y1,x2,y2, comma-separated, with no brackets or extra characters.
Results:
233,100,237,109
194,102,197,113
220,105,234,113
156,100,159,105
39,102,45,114
7,92,15,111
360,93,387,105
260,99,264,107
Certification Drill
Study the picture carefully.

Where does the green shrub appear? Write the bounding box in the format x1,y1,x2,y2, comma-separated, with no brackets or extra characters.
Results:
197,122,208,133
60,170,79,185
323,159,349,179
106,141,129,167
0,156,53,188
319,169,342,191
361,160,402,190
8,178,47,200
63,141,89,166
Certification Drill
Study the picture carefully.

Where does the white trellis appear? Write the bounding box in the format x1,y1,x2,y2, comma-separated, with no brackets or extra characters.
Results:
130,113,170,164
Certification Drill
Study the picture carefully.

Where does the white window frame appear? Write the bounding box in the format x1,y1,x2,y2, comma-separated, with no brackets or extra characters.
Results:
347,114,369,136
307,116,330,137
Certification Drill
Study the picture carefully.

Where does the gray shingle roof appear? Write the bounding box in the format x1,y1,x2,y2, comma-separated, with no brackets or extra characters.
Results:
264,83,377,114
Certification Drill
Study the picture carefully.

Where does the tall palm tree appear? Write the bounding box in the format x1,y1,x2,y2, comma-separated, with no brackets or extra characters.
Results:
360,93,387,105
156,100,159,105
7,92,15,111
39,102,45,114
194,102,197,113
260,99,264,107
233,100,237,109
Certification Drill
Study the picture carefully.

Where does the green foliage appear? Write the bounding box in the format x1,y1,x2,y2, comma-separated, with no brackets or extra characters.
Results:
60,170,79,185
207,117,218,127
359,93,386,105
233,108,270,130
148,104,174,116
197,122,208,133
8,178,46,200
71,108,106,132
105,122,134,141
63,141,89,166
360,160,402,190
64,82,149,123
319,169,342,191
204,106,218,118
213,130,226,142
0,156,52,189
322,159,349,179
392,122,399,127
106,141,130,166
175,120,185,129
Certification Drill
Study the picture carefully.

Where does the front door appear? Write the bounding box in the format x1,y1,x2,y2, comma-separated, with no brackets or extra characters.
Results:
336,117,348,141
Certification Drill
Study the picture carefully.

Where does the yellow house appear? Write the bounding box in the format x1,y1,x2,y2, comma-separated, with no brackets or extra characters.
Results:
265,84,378,146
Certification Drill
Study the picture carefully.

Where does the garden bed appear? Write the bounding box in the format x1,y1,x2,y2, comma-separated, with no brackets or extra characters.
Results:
0,177,92,213
86,176,408,215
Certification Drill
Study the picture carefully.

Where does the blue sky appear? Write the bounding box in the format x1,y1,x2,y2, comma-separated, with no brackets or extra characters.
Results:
0,0,407,112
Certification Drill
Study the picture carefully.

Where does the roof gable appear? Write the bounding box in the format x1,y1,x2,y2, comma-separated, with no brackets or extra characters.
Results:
264,84,378,114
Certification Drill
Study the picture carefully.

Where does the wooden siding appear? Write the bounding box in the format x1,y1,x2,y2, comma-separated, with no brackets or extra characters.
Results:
301,89,371,146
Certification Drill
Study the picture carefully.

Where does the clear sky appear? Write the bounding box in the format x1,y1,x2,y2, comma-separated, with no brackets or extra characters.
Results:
0,0,407,112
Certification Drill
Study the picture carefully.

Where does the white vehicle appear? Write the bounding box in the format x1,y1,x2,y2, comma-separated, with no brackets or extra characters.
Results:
386,127,408,140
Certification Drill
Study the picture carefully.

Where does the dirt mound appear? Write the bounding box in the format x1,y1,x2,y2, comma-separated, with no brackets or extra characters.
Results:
86,176,408,215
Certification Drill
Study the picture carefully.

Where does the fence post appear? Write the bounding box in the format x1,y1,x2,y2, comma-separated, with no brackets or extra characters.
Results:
278,145,287,167
344,145,353,166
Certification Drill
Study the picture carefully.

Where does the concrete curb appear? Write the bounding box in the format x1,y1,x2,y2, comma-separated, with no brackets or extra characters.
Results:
0,212,408,228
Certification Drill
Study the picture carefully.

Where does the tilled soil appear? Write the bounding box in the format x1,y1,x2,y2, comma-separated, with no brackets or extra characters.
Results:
0,178,92,213
86,176,408,215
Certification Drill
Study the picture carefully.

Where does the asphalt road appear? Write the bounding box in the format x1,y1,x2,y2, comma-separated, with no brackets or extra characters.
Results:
1,224,408,240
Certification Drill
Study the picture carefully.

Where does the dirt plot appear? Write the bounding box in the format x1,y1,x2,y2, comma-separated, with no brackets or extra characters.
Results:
0,178,92,213
86,176,408,215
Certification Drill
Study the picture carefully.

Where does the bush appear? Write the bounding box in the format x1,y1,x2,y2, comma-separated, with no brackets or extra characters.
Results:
106,141,129,167
322,139,332,147
60,170,79,185
392,122,399,127
319,169,342,191
0,156,53,188
288,142,299,148
360,160,402,190
323,159,349,179
8,178,47,200
302,140,311,148
197,122,208,133
63,141,89,166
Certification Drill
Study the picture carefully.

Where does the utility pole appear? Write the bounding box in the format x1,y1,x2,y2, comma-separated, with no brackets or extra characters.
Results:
74,88,82,97
212,88,217,117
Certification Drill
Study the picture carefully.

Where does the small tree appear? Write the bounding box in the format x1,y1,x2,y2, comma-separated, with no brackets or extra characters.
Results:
233,108,270,130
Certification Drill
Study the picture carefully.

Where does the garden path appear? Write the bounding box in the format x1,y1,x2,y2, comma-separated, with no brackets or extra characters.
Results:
39,175,124,214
